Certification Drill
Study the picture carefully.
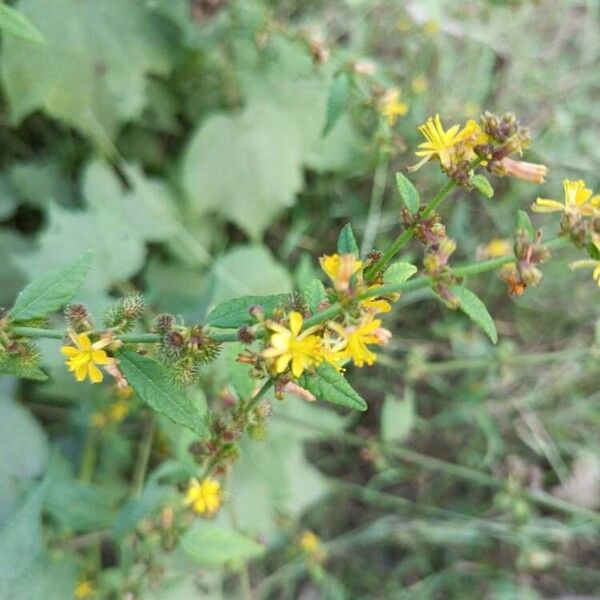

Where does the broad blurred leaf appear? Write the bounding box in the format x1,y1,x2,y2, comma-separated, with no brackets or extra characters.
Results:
0,396,48,522
11,556,77,600
1,0,173,144
450,285,498,344
381,390,415,442
0,481,46,597
0,3,43,43
207,294,288,329
116,350,207,435
182,104,304,239
300,363,367,411
10,251,92,321
180,522,264,567
322,72,350,137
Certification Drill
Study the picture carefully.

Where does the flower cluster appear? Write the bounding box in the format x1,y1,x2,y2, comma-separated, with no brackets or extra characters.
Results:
499,230,550,297
258,253,393,384
409,111,547,188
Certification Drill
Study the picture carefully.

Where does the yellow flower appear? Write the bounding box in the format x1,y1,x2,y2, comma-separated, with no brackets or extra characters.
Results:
184,478,221,516
74,579,95,599
478,238,513,259
108,400,128,423
320,253,363,292
532,179,600,217
327,313,389,368
411,75,428,94
298,530,326,562
423,19,439,35
409,114,480,172
60,331,113,384
263,312,323,378
361,285,392,314
380,88,409,126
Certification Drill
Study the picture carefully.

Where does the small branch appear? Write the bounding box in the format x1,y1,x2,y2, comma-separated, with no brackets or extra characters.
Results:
364,179,457,282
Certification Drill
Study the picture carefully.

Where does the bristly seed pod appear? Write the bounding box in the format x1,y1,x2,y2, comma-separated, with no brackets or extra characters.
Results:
121,292,145,320
65,303,94,331
163,330,186,355
152,313,176,334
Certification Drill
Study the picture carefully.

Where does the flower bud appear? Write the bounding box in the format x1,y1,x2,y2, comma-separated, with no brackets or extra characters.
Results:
64,303,94,331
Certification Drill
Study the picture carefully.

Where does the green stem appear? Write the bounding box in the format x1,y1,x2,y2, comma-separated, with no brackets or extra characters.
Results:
78,428,98,483
364,179,456,282
130,417,155,498
245,378,274,414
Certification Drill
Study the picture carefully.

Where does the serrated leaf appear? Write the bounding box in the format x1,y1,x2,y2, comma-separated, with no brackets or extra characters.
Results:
10,251,93,321
322,72,350,137
0,356,47,381
180,522,265,567
450,285,498,344
116,350,206,435
206,294,288,329
383,261,417,285
337,223,359,256
516,209,535,241
303,279,326,313
1,0,173,145
300,362,367,411
0,4,43,43
396,172,420,215
471,174,494,198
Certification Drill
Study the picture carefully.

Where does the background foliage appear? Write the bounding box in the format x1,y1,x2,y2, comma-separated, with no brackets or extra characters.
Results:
1,0,599,598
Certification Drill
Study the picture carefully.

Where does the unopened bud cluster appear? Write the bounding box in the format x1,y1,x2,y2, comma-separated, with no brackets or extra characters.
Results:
157,321,221,386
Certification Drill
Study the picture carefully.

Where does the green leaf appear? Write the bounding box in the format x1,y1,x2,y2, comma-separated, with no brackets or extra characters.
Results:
206,294,288,329
337,223,359,256
1,0,173,145
381,390,415,442
322,72,350,137
300,362,367,411
450,285,498,344
0,4,43,43
383,261,417,285
180,522,265,567
10,251,93,321
116,350,206,435
303,278,326,313
0,355,47,381
395,172,420,215
471,174,494,198
588,241,600,261
516,209,536,241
